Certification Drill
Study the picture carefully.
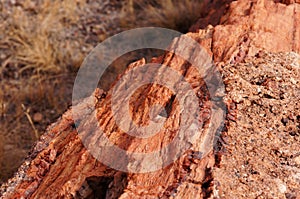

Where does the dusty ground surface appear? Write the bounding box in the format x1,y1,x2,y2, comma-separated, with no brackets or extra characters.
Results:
215,51,300,198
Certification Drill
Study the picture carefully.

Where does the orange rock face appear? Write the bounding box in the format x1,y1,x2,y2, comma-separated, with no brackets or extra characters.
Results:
192,0,300,63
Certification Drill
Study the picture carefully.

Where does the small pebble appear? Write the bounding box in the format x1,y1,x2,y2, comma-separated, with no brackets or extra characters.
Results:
33,113,43,123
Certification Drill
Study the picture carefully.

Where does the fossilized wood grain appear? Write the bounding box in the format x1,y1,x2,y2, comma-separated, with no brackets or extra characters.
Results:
192,0,300,63
2,0,300,198
0,33,223,198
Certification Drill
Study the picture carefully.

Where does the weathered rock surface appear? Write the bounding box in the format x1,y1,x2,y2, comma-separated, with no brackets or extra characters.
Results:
0,37,223,198
192,0,300,63
1,0,300,198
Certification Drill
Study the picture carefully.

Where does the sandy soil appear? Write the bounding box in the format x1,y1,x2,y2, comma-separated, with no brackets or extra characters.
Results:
214,51,300,198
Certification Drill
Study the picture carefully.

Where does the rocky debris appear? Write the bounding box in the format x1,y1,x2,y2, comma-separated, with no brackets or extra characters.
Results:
1,0,300,198
215,51,300,198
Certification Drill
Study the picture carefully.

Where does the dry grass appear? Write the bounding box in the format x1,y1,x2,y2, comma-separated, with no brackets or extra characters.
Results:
6,0,85,75
0,0,86,183
0,0,85,127
120,0,205,32
0,0,86,121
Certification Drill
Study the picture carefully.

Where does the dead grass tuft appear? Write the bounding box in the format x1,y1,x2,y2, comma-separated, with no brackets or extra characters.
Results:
6,0,85,75
120,0,205,32
0,0,85,183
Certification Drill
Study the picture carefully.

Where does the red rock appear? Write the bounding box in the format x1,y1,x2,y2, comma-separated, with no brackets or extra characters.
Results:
192,0,300,63
1,0,300,198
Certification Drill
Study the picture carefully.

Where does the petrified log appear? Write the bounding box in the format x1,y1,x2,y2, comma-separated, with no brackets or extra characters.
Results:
1,31,226,198
191,0,300,63
1,0,300,198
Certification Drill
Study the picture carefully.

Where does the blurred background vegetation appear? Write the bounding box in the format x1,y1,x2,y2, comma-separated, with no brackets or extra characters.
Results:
0,0,205,183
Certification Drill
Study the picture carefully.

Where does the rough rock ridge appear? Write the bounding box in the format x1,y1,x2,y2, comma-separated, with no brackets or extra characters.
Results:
191,0,300,63
1,0,300,198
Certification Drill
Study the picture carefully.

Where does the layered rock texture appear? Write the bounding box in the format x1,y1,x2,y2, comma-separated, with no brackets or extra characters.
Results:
1,0,300,198
191,0,300,63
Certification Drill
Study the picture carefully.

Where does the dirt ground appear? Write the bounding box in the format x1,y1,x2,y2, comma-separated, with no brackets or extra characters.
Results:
215,51,300,198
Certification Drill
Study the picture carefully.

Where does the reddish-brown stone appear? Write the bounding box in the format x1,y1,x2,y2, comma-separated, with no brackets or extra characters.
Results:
1,0,300,198
192,0,300,63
